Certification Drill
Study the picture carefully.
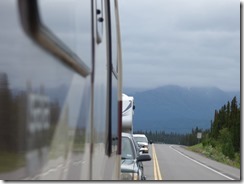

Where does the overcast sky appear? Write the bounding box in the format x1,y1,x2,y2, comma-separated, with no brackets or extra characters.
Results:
119,0,240,92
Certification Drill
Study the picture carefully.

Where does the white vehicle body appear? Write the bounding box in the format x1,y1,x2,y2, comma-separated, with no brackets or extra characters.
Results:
133,134,149,153
122,94,135,133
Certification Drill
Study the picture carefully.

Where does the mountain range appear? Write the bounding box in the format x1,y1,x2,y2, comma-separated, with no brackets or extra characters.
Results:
124,85,240,134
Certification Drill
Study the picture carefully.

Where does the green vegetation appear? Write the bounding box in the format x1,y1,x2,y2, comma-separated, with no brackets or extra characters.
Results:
188,143,240,168
188,96,240,168
136,96,240,169
208,97,240,156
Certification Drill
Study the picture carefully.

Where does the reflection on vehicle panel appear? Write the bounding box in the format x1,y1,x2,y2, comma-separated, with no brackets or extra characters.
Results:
0,0,122,180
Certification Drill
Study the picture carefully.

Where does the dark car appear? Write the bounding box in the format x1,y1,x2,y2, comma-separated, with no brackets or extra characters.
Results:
120,132,151,180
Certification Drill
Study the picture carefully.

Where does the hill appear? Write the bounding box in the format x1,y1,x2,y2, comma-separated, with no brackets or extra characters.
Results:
124,85,240,133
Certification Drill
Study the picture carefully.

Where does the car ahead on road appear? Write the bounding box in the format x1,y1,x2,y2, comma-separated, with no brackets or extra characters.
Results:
133,134,149,153
121,133,151,180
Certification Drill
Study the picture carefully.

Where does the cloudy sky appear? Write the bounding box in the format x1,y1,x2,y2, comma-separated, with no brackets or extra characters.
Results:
118,0,240,92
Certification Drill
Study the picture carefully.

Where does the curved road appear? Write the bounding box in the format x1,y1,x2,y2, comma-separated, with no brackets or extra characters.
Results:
143,144,240,181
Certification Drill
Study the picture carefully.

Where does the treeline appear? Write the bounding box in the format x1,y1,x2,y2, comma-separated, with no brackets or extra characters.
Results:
135,96,240,159
207,96,240,159
135,126,207,146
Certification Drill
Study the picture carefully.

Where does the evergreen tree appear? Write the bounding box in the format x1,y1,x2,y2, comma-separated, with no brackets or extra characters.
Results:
209,96,240,156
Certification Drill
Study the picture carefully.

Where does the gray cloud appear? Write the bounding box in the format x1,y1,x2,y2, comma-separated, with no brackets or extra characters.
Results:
119,0,240,91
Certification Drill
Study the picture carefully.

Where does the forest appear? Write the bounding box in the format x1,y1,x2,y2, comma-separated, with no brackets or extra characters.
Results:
135,96,240,160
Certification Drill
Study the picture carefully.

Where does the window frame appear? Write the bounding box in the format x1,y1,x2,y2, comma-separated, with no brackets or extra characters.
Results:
18,0,91,77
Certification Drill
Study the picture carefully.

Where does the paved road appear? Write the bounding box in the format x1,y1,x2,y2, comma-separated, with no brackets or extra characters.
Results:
143,144,240,181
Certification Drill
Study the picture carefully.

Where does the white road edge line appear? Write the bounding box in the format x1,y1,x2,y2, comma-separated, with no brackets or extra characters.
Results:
169,145,235,180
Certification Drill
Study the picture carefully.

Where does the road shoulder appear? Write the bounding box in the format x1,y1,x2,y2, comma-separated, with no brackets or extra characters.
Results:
171,145,240,180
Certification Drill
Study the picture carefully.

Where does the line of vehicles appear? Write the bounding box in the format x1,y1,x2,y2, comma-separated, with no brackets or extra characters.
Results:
121,94,151,180
0,0,151,181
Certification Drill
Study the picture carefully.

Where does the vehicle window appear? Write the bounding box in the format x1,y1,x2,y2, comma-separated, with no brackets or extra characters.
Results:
132,137,141,154
122,137,135,159
38,0,92,68
134,137,148,143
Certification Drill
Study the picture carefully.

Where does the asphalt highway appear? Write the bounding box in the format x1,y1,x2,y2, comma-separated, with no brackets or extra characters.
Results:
143,144,240,181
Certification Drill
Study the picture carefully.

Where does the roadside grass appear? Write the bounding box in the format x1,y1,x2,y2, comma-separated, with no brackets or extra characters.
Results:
187,143,240,169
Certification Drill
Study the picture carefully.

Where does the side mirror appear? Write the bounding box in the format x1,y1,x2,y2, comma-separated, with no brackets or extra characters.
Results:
137,154,151,162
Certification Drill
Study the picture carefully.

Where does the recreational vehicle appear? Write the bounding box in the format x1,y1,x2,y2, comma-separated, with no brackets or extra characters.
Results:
0,0,122,180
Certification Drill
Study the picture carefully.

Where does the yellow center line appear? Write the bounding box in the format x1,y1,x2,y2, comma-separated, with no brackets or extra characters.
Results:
152,145,158,180
152,144,163,180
